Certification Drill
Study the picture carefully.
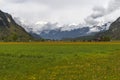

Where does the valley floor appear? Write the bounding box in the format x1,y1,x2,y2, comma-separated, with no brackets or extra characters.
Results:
0,42,120,80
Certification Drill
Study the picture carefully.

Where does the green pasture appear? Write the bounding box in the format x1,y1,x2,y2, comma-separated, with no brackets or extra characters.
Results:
0,42,119,80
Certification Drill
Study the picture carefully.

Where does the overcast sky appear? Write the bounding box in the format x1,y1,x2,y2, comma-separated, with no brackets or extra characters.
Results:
0,0,120,25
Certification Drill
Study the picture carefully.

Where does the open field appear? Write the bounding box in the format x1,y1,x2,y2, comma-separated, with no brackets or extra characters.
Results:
0,42,120,80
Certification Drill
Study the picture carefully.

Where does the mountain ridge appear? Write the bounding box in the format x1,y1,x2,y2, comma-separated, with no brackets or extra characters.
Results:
15,18,111,40
30,22,111,40
0,10,33,41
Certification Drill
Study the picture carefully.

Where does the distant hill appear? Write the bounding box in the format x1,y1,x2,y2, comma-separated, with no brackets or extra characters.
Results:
0,10,33,41
39,27,90,40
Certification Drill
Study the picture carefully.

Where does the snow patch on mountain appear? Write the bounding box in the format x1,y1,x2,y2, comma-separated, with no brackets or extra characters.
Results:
89,22,112,33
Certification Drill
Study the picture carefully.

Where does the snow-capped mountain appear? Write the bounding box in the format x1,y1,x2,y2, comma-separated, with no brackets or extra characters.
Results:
38,22,111,40
14,18,112,40
89,22,111,33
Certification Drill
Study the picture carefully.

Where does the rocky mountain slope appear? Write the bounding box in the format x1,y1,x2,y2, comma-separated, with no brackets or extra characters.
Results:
0,10,32,41
96,17,120,40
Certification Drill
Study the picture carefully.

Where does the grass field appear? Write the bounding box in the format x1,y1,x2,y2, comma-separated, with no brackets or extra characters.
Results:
0,42,120,80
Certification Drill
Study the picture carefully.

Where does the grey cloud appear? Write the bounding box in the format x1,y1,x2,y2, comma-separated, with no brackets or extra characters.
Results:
85,0,120,25
85,16,99,26
107,0,120,12
91,6,106,19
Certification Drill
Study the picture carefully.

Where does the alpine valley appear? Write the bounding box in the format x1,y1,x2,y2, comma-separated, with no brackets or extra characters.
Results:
0,10,120,41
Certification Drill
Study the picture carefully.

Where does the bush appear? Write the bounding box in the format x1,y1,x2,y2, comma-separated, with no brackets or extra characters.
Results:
100,36,111,41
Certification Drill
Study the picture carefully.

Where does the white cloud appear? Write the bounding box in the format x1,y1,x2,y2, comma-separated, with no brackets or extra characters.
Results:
0,0,111,24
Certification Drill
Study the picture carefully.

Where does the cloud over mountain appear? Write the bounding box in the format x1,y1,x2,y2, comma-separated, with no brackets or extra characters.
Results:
0,0,120,33
85,0,120,25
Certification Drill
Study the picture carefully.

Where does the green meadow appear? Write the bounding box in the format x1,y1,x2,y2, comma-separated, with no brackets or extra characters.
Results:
0,42,120,80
